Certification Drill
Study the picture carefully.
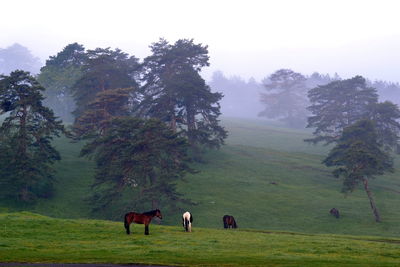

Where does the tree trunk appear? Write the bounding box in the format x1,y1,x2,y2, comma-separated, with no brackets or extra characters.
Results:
18,105,29,201
168,99,177,133
148,170,158,210
187,109,196,145
362,177,381,222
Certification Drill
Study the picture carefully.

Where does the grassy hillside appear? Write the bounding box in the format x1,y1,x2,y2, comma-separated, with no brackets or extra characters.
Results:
1,212,400,266
1,118,400,238
221,117,330,154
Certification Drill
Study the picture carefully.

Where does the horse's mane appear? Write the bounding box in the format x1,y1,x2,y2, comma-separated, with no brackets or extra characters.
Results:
142,209,160,216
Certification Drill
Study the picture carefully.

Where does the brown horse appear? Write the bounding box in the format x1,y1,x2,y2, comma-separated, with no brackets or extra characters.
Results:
223,215,237,229
124,209,162,235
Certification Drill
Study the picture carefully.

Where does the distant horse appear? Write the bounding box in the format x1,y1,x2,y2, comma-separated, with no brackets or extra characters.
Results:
330,208,340,218
182,211,193,232
223,215,237,229
124,209,162,235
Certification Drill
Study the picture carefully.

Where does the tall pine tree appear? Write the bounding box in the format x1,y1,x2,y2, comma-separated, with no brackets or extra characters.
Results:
0,71,66,202
81,117,193,217
139,38,227,150
323,119,393,222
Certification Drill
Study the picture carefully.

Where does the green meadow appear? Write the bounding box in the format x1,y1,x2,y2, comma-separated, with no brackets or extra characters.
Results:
1,212,400,266
1,117,400,265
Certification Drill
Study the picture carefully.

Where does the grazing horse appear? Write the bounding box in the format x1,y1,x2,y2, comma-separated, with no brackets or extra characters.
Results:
330,208,340,218
124,209,162,235
182,211,193,232
223,215,237,229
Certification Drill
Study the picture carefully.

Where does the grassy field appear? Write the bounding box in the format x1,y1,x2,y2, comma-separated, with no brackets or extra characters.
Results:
1,212,400,266
1,117,400,239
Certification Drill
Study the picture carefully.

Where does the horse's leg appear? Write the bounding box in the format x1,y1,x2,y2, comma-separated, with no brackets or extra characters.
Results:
145,224,149,235
124,214,131,235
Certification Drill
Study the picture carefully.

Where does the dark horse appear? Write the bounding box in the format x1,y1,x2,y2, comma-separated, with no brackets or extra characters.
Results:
330,208,340,218
124,209,162,235
223,215,237,229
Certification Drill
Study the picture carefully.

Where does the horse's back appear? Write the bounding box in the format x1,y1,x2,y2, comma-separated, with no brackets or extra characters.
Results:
223,215,232,222
183,211,191,220
183,211,193,223
223,215,237,228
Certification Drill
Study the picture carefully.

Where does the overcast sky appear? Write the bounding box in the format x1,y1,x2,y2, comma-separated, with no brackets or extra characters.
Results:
1,0,400,82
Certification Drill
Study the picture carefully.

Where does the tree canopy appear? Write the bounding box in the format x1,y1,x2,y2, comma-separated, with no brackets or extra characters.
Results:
72,87,135,139
37,43,86,122
139,38,227,150
306,76,379,144
71,47,140,120
307,76,400,150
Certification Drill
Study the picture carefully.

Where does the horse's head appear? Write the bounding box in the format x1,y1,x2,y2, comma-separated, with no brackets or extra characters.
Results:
155,209,162,219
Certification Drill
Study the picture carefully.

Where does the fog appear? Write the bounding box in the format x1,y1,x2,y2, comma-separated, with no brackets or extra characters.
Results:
1,0,400,80
2,0,400,121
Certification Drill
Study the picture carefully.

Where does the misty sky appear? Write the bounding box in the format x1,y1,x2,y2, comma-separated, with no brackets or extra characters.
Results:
2,0,400,82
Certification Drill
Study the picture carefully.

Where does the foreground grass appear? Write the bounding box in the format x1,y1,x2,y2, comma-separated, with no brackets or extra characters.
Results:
1,212,400,266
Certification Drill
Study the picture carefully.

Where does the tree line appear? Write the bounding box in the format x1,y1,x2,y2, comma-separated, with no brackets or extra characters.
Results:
1,42,399,222
0,39,227,218
209,69,400,127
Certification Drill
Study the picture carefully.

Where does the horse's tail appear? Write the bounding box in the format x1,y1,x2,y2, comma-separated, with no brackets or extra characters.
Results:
124,213,131,235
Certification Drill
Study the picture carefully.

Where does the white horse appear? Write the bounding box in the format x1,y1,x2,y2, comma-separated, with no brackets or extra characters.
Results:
182,211,193,232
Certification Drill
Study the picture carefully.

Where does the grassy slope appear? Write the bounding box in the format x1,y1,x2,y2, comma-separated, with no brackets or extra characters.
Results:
2,117,400,238
1,212,400,266
177,118,400,236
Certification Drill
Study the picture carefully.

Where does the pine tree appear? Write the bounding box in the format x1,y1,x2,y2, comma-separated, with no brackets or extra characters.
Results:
81,117,193,215
139,38,227,150
323,119,393,222
259,69,309,128
0,71,66,202
75,85,193,216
